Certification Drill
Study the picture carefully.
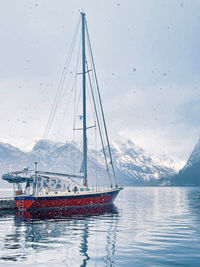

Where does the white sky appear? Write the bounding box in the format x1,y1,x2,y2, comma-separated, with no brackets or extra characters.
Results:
0,0,200,167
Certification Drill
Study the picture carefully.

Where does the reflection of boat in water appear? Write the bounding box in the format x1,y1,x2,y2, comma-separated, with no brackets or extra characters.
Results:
2,12,123,212
15,204,118,221
3,203,119,266
0,203,119,264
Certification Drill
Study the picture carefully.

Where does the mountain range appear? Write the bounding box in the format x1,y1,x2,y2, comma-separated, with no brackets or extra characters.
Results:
0,139,177,188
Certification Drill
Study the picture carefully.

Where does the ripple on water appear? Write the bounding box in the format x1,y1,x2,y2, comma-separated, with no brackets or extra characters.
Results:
0,187,200,266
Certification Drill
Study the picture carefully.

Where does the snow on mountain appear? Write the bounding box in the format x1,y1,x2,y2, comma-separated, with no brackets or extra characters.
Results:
110,139,176,185
31,140,112,186
32,139,64,153
0,139,176,187
0,143,26,172
85,139,176,185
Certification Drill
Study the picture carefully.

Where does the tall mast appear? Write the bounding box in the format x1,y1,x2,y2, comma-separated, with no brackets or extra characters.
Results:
81,12,87,187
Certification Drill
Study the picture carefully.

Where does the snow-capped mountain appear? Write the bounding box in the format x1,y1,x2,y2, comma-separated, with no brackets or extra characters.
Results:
110,140,176,185
0,139,176,187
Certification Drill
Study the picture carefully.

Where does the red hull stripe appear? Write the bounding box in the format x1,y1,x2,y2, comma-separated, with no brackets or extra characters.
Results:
15,190,120,210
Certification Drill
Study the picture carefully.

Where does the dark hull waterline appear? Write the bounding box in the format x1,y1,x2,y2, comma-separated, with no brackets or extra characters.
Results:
15,203,118,221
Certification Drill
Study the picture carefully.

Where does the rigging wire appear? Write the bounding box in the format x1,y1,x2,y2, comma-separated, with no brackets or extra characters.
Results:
73,37,83,131
55,34,82,141
85,21,117,187
73,34,82,131
42,17,81,141
86,61,112,187
87,72,97,126
74,85,82,128
73,33,82,173
37,14,117,188
55,85,74,141
95,122,97,190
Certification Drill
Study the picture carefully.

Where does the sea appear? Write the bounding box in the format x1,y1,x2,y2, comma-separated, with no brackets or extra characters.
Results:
0,187,200,266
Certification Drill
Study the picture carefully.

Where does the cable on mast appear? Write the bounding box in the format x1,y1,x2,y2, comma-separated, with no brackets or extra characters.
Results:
42,17,81,141
85,21,117,187
86,61,112,187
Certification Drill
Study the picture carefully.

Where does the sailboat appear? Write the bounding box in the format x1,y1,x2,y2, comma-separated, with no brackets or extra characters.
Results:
2,12,123,211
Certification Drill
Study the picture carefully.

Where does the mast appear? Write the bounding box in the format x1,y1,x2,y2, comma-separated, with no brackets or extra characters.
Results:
81,12,88,187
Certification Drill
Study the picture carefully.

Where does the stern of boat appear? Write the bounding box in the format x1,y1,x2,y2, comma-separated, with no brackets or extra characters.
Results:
15,197,34,210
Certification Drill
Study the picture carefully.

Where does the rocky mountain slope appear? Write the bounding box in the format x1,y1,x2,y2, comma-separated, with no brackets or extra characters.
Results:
0,139,176,187
172,139,200,186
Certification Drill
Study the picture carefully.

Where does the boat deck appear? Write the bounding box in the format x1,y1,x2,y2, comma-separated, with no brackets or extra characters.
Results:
20,187,121,198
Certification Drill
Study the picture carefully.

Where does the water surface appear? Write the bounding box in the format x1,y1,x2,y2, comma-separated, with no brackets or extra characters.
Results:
0,187,200,266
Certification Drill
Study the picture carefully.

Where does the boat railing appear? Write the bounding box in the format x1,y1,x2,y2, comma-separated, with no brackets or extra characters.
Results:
13,184,116,197
34,184,115,197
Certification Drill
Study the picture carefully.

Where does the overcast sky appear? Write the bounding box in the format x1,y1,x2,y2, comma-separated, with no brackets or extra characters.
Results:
0,0,200,167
